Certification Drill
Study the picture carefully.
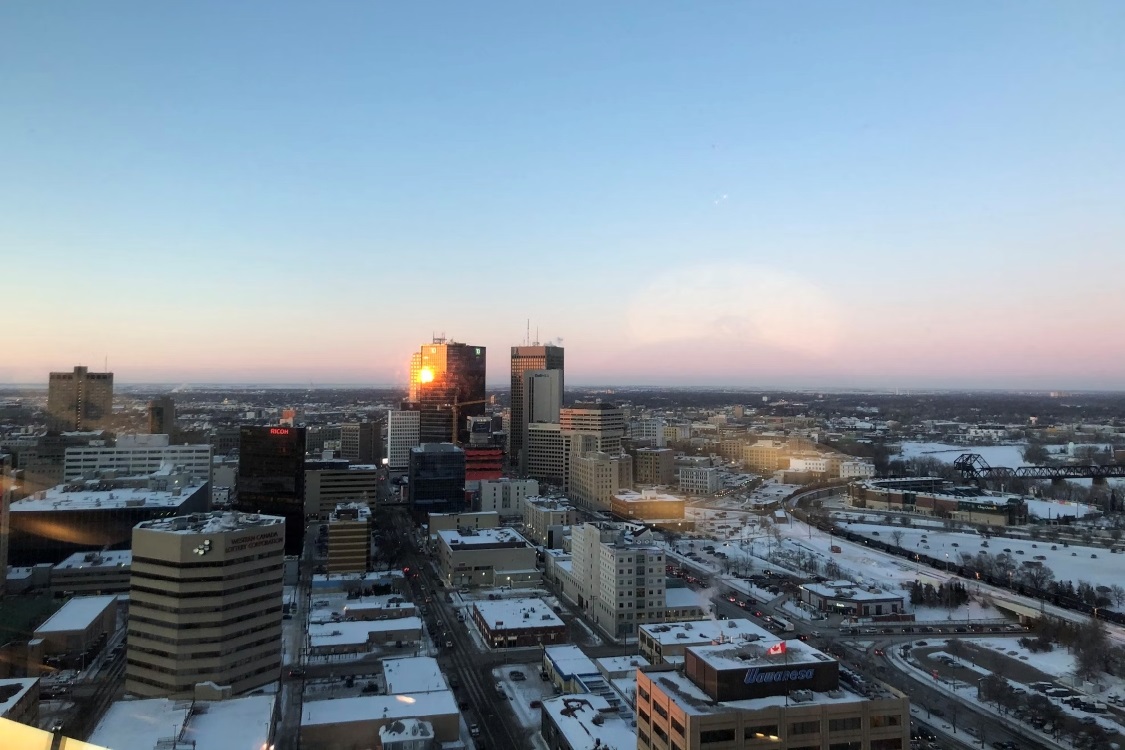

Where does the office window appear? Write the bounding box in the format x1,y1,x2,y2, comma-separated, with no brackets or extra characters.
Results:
870,715,902,728
744,724,779,740
790,720,820,735
652,702,668,719
699,728,735,743
671,717,684,736
829,717,862,732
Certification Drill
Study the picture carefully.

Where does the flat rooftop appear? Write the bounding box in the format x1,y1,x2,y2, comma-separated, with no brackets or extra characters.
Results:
688,640,833,672
53,550,132,570
473,598,563,630
301,690,458,727
801,581,903,602
136,510,284,535
545,645,598,678
11,478,208,512
613,490,683,503
664,588,707,609
308,617,421,647
0,678,38,716
89,694,275,750
382,656,447,694
647,669,867,716
540,694,637,750
34,595,117,635
437,527,529,548
640,618,773,647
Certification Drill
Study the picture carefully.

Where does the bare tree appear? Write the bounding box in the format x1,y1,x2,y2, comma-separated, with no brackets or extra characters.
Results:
891,530,905,547
1110,584,1125,608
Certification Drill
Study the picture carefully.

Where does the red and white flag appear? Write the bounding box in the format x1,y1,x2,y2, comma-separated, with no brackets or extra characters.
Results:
766,641,787,656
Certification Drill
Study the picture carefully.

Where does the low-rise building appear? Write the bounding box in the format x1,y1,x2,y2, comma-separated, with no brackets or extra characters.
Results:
341,594,416,621
426,511,499,539
610,489,685,523
663,587,708,623
799,581,906,619
33,594,118,655
382,656,449,694
308,617,423,656
848,477,1027,526
435,527,539,589
50,550,132,597
471,597,567,649
541,693,638,750
88,694,276,750
638,618,774,666
636,640,909,750
379,718,436,750
0,679,39,727
301,692,460,750
522,496,576,547
569,451,633,513
678,466,721,495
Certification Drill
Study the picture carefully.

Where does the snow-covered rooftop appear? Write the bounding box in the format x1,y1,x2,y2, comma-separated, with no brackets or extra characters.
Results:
596,655,650,676
136,510,284,535
53,550,132,570
648,669,866,716
639,618,772,648
11,477,209,512
540,693,637,750
89,695,274,750
687,640,833,671
545,645,599,678
378,717,434,742
801,581,903,602
382,656,447,694
473,597,563,630
34,595,117,634
0,679,38,716
437,527,530,548
301,691,458,727
664,587,707,609
308,617,422,647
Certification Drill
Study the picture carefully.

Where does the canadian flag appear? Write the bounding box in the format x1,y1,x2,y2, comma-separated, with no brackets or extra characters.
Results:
766,641,787,656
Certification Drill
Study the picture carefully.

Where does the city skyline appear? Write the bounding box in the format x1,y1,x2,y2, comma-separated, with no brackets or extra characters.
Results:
3,3,1123,390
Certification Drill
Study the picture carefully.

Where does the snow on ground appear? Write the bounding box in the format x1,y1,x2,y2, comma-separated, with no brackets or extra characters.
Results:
839,522,1125,592
492,664,556,730
966,637,1076,679
912,600,1000,622
895,442,1029,467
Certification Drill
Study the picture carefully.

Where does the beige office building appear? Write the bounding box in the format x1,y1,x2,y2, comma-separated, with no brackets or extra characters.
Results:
434,527,538,588
521,496,576,546
305,465,381,519
47,366,114,431
127,512,285,697
327,503,370,573
569,451,633,513
634,447,675,486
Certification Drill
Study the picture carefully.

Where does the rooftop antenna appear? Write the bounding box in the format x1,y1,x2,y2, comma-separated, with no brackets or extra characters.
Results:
535,326,539,346
526,319,530,346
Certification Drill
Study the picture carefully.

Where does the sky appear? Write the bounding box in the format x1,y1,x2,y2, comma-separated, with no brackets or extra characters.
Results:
2,2,1123,390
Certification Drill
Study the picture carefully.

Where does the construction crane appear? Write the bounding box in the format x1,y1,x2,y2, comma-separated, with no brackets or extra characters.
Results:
449,397,488,445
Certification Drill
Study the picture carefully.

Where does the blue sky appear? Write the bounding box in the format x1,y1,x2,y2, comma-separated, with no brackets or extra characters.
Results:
3,2,1123,388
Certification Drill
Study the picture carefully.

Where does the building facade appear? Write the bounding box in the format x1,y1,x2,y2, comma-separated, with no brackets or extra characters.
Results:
571,522,665,637
64,440,213,484
47,366,114,431
634,447,675,486
0,453,11,595
235,426,307,554
435,527,538,588
408,339,487,445
147,397,175,436
477,478,538,516
510,345,564,471
327,503,371,573
385,410,421,471
679,466,721,495
127,512,285,697
408,444,466,513
569,452,633,513
304,464,381,519
341,421,383,464
522,496,576,547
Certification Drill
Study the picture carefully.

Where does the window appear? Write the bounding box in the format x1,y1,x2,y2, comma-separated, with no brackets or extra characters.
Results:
828,717,862,732
652,702,668,719
653,725,668,742
790,720,820,735
870,740,903,750
744,724,779,740
638,685,650,702
671,717,684,736
699,728,735,743
869,715,902,728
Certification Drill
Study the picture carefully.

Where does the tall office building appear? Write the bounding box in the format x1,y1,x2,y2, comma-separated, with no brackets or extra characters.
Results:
340,421,382,464
235,426,307,554
406,338,487,445
510,345,564,469
47,366,114,431
147,396,175,436
127,512,285,697
385,410,421,470
407,443,466,513
519,370,563,475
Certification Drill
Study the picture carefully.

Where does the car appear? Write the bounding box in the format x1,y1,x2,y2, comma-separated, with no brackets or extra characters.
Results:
530,700,542,708
495,682,506,696
470,724,481,737
872,531,880,536
510,670,526,681
288,668,305,678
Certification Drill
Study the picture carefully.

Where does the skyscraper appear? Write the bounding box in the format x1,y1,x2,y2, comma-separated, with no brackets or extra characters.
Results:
519,369,563,475
235,426,307,554
407,338,487,445
47,366,114,431
510,345,564,469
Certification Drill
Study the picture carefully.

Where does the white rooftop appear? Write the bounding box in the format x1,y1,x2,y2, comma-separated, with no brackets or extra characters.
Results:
596,655,650,675
301,690,458,727
545,645,599,678
341,595,415,615
688,640,833,671
11,478,209,512
53,550,132,570
613,489,683,503
89,695,274,750
437,527,529,547
308,617,421,647
649,669,866,716
382,656,448,694
801,581,903,602
378,717,434,742
0,678,38,717
34,595,117,635
472,597,563,630
664,587,707,609
136,510,285,535
640,618,772,648
540,693,637,750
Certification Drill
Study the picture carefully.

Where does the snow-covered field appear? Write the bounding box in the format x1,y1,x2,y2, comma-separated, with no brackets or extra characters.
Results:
967,637,1076,678
896,441,1125,489
839,522,1125,592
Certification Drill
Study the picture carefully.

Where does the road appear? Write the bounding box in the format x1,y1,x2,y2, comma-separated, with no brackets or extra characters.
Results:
275,521,319,750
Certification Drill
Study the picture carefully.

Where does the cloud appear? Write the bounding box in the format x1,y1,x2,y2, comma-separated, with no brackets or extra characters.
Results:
625,263,843,358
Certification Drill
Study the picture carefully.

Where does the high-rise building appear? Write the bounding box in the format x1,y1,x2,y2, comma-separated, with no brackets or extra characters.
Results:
407,443,467,513
560,403,625,454
147,396,175,436
327,502,371,573
385,410,421,470
569,451,633,513
0,453,12,595
127,512,285,697
510,345,564,469
47,366,114,431
633,447,675,485
341,421,383,464
518,369,563,475
304,463,381,519
235,426,307,554
407,339,487,444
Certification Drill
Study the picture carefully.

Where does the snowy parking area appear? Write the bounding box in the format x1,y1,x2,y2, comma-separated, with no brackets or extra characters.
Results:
492,663,556,730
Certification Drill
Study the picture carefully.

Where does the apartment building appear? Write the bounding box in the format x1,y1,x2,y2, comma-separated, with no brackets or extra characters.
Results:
127,512,285,697
327,503,371,573
571,522,665,637
569,451,633,513
47,366,113,431
636,639,909,750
